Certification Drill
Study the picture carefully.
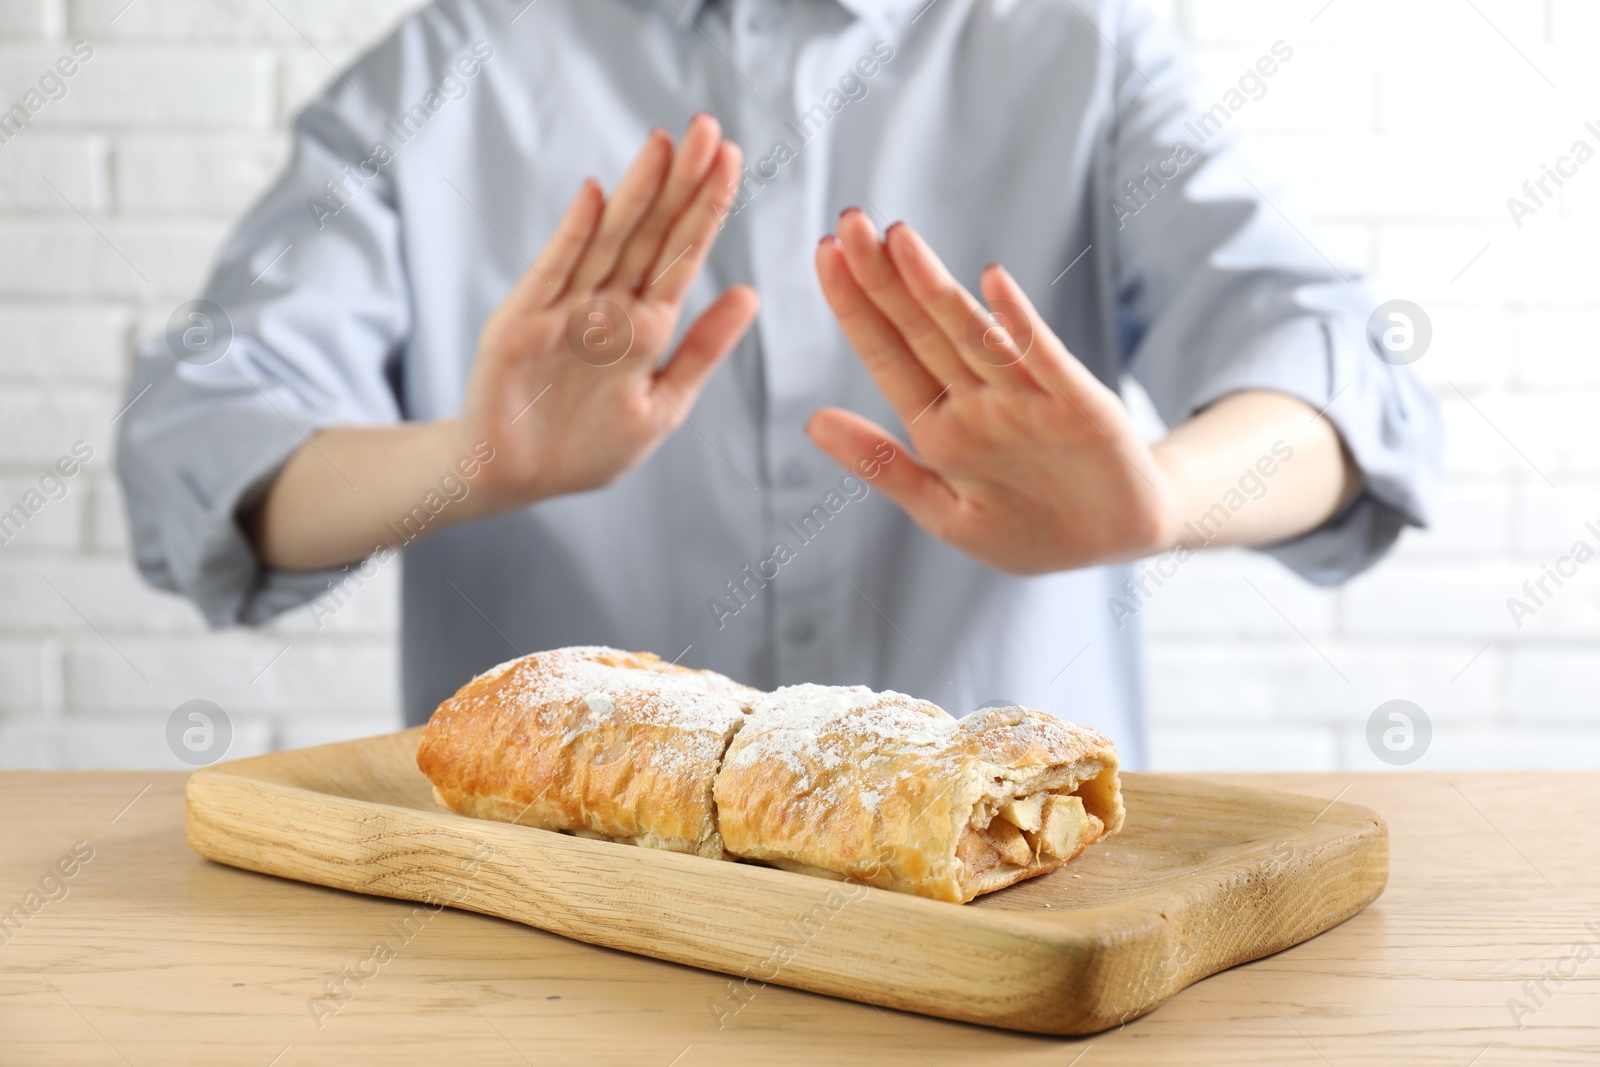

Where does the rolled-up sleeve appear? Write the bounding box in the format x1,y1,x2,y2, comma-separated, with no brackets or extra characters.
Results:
117,79,411,626
1104,1,1442,585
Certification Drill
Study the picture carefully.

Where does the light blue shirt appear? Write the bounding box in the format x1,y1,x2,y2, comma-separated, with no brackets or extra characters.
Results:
116,0,1441,766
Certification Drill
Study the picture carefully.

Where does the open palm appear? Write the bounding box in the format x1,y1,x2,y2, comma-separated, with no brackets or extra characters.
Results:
463,114,758,503
809,211,1182,575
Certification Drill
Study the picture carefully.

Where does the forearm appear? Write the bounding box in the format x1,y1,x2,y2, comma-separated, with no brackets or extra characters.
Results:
1150,390,1361,550
249,419,509,572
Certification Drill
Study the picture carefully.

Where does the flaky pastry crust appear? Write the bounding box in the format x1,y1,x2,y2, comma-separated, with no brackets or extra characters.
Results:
416,646,757,858
713,686,1123,903
417,651,1123,901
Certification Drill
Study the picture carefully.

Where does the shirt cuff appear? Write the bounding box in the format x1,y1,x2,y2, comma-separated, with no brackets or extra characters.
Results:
116,352,351,627
1151,312,1442,587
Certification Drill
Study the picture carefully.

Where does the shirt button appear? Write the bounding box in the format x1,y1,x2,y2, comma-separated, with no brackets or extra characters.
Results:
777,458,808,488
784,617,817,644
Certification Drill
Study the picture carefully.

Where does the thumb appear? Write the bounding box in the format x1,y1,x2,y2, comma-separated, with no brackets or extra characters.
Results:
805,407,958,534
654,285,759,410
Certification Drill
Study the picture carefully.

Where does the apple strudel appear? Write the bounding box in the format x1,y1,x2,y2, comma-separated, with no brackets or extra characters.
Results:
416,651,1123,902
712,685,1123,903
415,646,757,858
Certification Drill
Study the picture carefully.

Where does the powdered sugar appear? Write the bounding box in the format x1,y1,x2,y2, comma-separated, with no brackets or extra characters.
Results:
451,647,758,782
483,646,753,736
724,683,964,776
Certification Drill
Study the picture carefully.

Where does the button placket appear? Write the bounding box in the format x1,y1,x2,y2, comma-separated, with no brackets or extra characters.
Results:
776,457,808,488
729,2,853,684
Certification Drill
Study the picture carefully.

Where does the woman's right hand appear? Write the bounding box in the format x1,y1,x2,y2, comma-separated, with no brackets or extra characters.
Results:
252,116,755,572
457,113,757,510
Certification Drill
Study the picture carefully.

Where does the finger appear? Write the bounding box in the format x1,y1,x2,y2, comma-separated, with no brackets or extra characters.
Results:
836,209,979,390
815,235,944,423
514,178,603,310
642,140,743,306
805,407,959,535
653,284,759,411
884,222,1037,388
979,263,1110,402
567,129,673,294
609,113,723,292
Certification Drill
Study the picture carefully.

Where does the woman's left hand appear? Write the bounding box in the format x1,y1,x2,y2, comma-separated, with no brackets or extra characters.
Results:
809,210,1183,575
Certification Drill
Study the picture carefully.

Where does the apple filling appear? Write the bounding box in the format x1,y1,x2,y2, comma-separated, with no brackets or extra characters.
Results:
957,793,1106,879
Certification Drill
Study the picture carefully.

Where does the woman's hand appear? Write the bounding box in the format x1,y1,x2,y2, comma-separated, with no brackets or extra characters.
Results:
459,113,757,507
810,210,1358,575
253,117,756,572
809,210,1180,575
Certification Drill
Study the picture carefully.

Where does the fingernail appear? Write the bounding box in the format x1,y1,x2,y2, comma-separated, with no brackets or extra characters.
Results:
984,262,1000,273
839,206,861,220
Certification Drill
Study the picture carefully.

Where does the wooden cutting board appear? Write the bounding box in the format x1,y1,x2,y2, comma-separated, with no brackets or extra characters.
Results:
183,727,1387,1035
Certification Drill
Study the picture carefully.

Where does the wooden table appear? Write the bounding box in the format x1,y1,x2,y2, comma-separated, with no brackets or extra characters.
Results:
2,772,1597,1066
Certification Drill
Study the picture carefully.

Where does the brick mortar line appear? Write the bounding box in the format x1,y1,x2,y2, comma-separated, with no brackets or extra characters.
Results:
0,39,364,50
0,212,274,224
1149,639,1600,649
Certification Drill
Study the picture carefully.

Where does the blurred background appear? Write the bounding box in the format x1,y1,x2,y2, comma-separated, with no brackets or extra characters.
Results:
0,0,1595,770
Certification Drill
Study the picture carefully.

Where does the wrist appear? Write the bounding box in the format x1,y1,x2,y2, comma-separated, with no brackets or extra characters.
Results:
440,414,569,522
422,417,518,525
1147,439,1197,551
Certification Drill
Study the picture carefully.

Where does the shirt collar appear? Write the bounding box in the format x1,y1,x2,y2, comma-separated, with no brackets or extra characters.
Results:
657,0,922,29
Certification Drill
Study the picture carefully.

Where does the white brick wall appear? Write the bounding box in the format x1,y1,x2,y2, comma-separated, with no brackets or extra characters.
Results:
0,0,411,770
0,0,1593,770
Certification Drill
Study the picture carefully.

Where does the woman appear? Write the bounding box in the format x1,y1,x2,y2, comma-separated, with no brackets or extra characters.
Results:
117,0,1439,767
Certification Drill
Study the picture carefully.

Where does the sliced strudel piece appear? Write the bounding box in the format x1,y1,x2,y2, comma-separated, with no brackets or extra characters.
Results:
416,646,757,858
713,684,1122,902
